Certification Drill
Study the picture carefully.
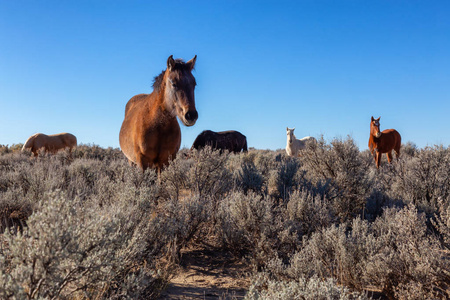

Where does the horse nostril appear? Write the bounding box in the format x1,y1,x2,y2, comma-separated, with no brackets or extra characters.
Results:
185,110,198,122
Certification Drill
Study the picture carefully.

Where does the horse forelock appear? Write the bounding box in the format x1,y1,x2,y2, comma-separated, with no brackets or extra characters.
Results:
152,59,193,92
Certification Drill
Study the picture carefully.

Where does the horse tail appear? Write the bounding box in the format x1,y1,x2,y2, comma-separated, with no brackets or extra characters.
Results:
243,138,248,152
66,133,77,148
22,134,36,151
395,130,402,158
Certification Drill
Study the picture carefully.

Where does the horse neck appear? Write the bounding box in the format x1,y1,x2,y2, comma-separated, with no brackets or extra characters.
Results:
370,131,382,145
150,81,176,119
287,132,296,142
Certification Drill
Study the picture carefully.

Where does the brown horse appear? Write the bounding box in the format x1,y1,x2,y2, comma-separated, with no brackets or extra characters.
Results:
119,55,198,172
191,130,248,153
368,116,401,168
22,133,77,156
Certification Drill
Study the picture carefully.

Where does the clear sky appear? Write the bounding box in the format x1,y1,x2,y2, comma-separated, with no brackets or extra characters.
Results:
1,1,449,151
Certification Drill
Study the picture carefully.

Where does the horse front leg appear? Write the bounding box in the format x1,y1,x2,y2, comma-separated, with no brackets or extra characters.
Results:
376,151,381,169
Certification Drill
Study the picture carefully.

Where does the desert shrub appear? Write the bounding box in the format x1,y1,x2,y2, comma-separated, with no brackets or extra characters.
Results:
151,195,209,258
284,190,335,238
432,197,450,249
401,141,418,158
251,150,283,179
233,150,282,195
246,273,370,300
266,204,449,299
160,154,192,200
301,136,372,222
267,155,304,201
0,190,165,299
72,144,124,161
390,145,450,214
181,146,232,199
367,204,449,299
236,160,264,194
216,191,282,267
1,142,449,299
0,144,23,155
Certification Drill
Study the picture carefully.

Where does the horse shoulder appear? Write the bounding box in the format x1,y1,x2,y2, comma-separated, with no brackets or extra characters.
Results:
121,94,154,150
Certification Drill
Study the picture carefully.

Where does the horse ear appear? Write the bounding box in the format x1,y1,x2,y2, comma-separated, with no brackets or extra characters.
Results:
167,55,175,71
286,127,289,131
186,55,197,71
376,117,380,121
371,116,374,121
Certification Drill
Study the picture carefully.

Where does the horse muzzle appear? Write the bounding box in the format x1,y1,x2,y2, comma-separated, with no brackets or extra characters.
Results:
182,110,198,126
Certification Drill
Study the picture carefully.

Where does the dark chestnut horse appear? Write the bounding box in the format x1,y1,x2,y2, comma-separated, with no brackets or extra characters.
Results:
22,133,77,157
368,116,401,168
119,55,198,172
191,130,248,153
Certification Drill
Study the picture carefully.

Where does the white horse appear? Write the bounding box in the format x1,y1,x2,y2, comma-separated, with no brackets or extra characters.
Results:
285,127,316,157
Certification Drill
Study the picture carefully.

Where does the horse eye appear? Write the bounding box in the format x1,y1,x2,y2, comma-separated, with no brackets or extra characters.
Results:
169,80,178,89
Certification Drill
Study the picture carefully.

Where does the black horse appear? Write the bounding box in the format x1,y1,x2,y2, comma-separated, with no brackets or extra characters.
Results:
191,130,248,153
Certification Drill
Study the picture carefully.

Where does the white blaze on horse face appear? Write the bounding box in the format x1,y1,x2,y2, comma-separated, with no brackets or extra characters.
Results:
372,120,381,138
165,73,197,127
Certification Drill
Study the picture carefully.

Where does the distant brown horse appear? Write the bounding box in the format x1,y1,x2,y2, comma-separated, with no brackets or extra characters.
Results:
191,130,248,153
119,55,198,172
22,133,77,156
368,116,401,168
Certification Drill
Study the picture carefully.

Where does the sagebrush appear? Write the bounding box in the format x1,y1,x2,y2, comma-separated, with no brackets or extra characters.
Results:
0,140,448,299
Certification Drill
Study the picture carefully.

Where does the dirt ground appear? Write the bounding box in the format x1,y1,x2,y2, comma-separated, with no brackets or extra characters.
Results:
159,246,250,300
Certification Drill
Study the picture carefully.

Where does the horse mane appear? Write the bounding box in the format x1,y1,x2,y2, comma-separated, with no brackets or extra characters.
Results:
22,133,39,150
152,58,191,91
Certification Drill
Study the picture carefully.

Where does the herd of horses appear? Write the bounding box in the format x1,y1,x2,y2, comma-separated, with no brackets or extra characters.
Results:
21,55,402,170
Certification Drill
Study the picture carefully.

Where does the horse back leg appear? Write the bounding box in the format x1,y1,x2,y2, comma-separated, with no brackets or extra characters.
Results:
395,143,401,159
386,151,393,163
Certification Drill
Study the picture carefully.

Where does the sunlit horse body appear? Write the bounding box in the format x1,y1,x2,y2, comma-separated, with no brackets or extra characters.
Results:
22,133,77,156
191,130,248,153
285,127,316,157
119,55,198,172
368,116,401,168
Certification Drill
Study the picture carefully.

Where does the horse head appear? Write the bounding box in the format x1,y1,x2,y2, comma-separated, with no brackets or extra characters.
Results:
164,55,198,126
286,127,295,143
371,116,381,138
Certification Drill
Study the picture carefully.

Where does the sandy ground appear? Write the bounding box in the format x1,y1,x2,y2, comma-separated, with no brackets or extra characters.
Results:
159,246,250,299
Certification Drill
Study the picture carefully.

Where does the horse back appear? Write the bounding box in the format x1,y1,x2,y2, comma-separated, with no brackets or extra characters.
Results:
124,94,150,117
192,130,247,153
377,129,401,153
384,129,401,148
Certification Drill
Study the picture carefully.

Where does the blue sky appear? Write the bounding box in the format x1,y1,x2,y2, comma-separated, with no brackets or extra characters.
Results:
1,1,449,151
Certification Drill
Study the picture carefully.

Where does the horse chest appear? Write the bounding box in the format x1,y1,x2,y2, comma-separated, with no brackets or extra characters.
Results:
141,122,180,151
286,143,297,156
